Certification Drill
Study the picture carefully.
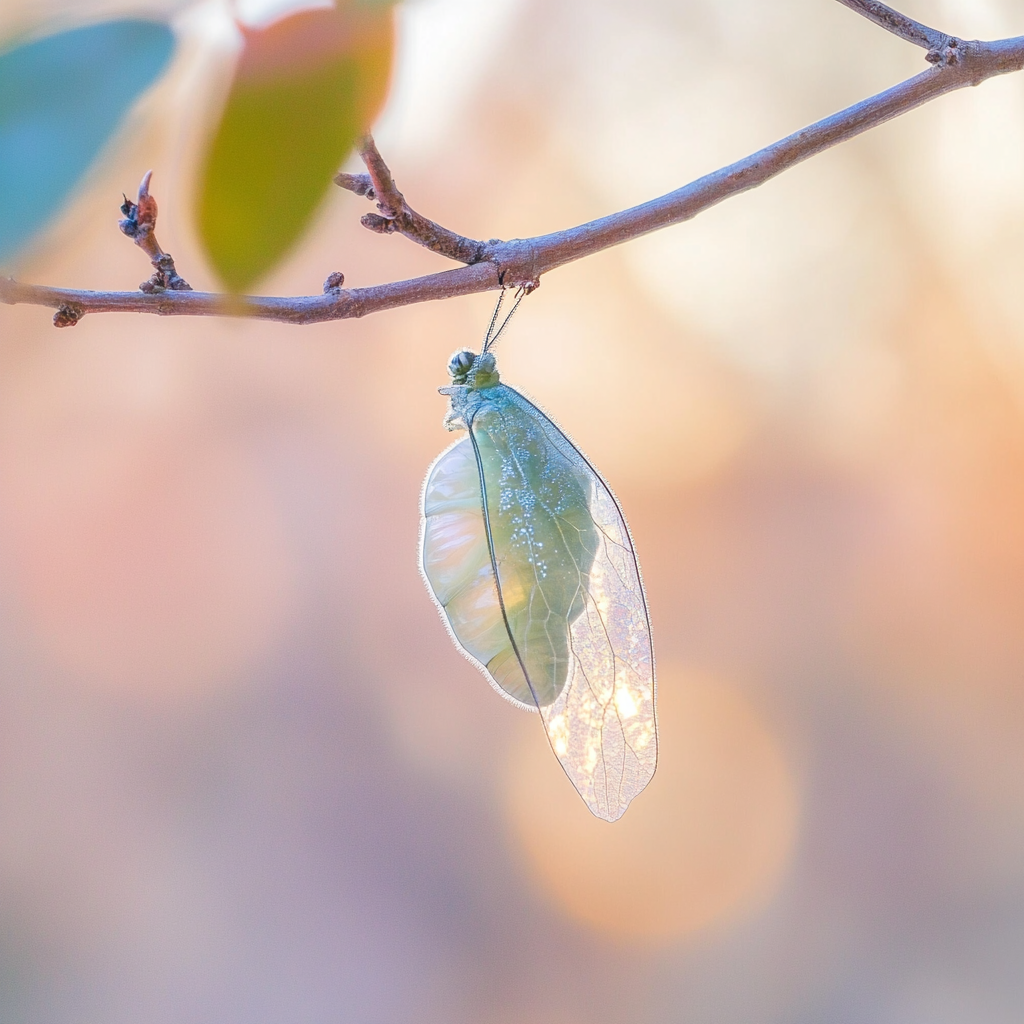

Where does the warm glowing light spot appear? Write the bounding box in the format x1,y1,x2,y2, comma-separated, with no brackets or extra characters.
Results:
506,667,799,943
547,714,569,757
614,684,638,719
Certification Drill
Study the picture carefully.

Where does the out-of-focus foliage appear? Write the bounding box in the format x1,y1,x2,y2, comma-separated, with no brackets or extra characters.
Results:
0,20,175,265
197,1,394,291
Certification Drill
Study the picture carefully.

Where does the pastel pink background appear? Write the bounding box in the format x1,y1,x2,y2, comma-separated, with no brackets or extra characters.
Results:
2,1,1024,1021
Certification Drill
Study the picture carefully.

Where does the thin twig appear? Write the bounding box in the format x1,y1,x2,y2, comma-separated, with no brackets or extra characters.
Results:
119,171,192,296
834,0,946,52
4,12,1024,327
334,172,375,198
336,138,488,264
357,135,403,219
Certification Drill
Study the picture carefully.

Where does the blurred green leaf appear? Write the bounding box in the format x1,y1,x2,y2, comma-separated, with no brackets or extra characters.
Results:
0,20,175,266
198,3,393,291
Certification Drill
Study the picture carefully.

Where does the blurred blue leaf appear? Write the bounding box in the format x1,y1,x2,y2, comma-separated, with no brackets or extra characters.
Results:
0,20,175,265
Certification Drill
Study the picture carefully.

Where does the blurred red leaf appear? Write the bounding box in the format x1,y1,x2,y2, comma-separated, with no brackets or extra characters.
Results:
198,1,394,291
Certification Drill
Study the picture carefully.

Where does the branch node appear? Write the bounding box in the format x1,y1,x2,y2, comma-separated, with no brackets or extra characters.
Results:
323,271,346,293
139,254,191,294
495,239,541,293
925,36,964,67
53,304,83,328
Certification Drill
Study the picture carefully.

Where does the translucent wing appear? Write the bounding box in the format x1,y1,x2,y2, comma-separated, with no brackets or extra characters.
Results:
500,388,657,821
420,384,657,821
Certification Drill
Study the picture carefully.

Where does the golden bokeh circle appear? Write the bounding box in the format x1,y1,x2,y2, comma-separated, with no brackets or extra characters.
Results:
505,667,799,943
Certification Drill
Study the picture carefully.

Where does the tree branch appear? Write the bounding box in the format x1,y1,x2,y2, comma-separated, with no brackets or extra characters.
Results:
4,7,1024,328
0,261,498,324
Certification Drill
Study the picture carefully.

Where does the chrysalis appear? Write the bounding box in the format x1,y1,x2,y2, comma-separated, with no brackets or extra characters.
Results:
419,293,657,821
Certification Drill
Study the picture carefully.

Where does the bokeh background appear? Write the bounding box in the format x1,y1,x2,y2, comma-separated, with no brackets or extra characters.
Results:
3,0,1024,1021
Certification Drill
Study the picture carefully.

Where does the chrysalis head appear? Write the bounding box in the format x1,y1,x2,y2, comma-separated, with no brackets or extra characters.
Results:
448,349,475,384
446,349,500,390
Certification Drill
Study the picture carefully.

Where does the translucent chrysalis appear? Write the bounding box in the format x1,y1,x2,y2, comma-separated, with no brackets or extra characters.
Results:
419,293,657,821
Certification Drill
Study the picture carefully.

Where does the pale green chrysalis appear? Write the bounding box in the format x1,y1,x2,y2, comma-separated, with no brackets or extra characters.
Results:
419,295,657,821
